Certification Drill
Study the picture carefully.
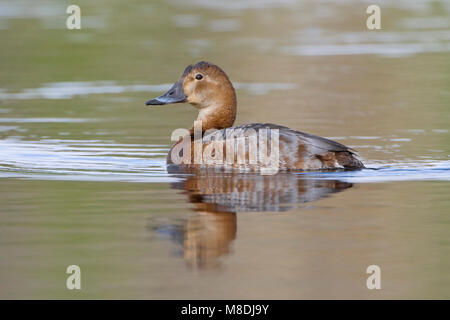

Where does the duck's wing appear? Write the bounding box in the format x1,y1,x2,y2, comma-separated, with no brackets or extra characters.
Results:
234,123,355,154
289,129,354,153
265,123,364,169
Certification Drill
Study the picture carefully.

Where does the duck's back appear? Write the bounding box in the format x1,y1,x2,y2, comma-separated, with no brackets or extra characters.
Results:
168,123,364,171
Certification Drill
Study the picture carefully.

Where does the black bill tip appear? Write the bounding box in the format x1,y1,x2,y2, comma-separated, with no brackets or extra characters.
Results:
145,99,164,106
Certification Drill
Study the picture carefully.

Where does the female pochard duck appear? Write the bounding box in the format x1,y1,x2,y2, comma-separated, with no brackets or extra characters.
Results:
146,61,364,171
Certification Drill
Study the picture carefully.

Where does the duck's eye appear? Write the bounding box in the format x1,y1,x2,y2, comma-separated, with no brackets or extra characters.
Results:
195,74,203,80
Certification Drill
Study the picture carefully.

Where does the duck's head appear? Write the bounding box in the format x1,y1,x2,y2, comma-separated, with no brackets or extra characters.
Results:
146,62,237,130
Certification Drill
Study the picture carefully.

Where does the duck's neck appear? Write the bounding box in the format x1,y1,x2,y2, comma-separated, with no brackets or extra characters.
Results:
192,89,236,134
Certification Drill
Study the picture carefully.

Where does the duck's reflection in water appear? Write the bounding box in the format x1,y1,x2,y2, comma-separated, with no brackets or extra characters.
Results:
156,170,353,269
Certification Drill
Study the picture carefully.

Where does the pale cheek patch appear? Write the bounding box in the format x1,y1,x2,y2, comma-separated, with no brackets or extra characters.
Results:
185,82,210,108
183,81,196,99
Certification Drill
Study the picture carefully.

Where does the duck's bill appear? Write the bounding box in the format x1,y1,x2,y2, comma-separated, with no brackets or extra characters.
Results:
145,80,187,105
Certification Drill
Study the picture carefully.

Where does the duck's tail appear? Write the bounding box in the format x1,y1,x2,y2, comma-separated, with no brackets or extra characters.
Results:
336,151,365,169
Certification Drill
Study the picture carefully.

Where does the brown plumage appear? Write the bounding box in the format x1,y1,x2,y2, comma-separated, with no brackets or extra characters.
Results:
146,61,365,171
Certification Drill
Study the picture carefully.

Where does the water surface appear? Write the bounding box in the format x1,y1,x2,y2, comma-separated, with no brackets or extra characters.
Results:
0,0,449,299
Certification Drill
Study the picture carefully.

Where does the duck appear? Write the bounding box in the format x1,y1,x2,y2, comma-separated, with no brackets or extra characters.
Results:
165,174,352,269
146,61,364,172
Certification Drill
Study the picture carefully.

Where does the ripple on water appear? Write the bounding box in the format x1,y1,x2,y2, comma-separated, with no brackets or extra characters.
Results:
0,81,297,100
296,160,450,183
0,138,177,183
0,118,96,123
284,29,450,57
0,138,449,183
